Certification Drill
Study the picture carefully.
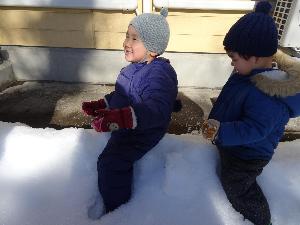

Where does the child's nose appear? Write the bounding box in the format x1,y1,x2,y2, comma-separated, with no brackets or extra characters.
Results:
124,39,132,47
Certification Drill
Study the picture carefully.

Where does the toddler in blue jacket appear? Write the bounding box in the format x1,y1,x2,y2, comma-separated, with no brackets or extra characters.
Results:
202,1,300,225
82,8,179,218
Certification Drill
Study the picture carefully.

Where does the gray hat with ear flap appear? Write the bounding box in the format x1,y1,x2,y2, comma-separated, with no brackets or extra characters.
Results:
129,8,170,55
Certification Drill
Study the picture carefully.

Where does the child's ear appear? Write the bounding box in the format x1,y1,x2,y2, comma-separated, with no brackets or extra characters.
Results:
149,52,158,57
251,56,259,64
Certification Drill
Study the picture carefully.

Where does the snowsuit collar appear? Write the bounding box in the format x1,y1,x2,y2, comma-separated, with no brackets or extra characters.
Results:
250,66,300,118
131,57,170,68
251,67,300,97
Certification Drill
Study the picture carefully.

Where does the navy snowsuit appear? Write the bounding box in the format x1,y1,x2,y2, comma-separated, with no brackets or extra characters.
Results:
209,68,300,225
97,57,178,212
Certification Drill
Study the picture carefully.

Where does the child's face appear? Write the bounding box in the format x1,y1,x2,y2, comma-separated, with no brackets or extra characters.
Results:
123,25,151,63
227,51,257,76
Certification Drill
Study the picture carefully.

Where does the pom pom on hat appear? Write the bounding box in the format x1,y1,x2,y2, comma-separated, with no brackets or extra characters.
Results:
255,1,272,14
223,1,278,57
129,8,170,55
160,7,168,17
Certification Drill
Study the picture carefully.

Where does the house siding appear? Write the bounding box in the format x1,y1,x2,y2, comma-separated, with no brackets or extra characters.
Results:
0,5,246,53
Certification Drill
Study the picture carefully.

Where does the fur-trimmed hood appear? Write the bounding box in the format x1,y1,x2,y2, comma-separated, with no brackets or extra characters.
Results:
251,50,300,117
251,69,299,97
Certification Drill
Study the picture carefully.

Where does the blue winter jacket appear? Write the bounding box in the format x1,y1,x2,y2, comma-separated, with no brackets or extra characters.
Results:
209,68,300,160
104,57,178,150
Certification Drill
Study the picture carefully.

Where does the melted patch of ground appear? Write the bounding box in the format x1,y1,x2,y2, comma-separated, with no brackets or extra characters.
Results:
0,81,299,141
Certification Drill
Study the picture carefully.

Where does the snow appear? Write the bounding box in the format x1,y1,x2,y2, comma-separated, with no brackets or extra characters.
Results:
0,121,299,225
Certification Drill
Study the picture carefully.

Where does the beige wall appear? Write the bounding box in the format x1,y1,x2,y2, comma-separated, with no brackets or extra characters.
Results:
166,10,244,53
0,5,246,53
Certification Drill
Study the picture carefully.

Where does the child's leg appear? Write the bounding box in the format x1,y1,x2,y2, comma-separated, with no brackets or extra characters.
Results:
97,138,152,213
219,150,271,225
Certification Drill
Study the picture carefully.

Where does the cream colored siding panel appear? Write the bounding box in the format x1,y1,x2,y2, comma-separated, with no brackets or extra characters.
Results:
168,13,243,35
167,11,244,52
94,31,125,50
93,11,135,32
168,34,225,53
0,8,94,48
93,11,135,49
0,29,94,48
0,9,93,30
0,4,246,53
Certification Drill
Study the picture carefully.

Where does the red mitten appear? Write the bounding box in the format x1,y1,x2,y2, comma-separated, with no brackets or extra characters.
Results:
91,107,137,132
82,99,107,116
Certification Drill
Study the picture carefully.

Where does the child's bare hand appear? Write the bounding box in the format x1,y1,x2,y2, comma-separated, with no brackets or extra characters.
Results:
201,119,220,141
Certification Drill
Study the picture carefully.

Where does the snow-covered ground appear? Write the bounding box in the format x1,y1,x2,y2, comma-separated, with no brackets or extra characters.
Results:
0,121,299,225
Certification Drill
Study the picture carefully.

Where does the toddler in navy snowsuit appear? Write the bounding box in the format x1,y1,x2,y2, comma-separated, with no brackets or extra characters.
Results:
202,2,300,225
82,8,179,216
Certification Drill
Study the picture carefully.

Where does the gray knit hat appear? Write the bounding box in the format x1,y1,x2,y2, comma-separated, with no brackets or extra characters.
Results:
130,8,170,55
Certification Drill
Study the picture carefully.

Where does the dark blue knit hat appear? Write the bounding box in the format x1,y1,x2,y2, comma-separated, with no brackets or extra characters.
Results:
223,1,278,57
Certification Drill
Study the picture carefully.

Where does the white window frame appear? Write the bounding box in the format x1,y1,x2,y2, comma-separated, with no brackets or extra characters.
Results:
153,0,256,11
0,0,138,10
